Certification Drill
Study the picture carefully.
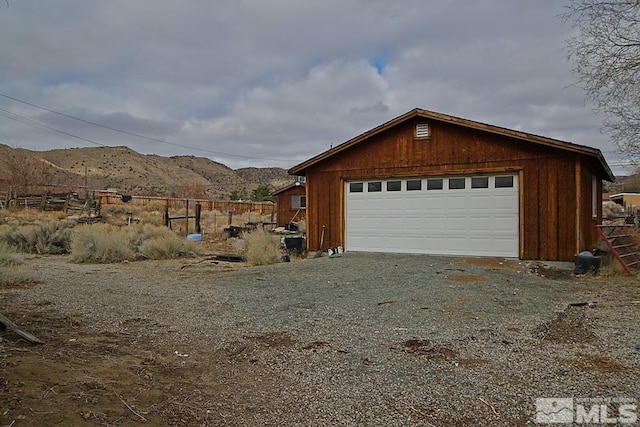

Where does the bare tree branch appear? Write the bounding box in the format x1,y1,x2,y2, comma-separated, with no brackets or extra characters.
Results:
562,0,640,168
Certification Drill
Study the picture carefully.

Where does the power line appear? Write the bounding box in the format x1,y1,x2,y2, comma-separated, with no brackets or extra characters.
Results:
0,92,293,162
0,107,106,147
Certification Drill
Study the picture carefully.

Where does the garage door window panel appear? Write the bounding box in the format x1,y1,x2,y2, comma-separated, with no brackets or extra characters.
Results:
407,180,422,191
349,182,364,193
368,181,382,192
448,178,466,189
427,179,443,190
495,176,514,188
471,177,489,188
387,180,402,191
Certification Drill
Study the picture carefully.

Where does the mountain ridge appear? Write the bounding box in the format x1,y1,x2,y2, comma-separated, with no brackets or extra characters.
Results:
0,144,292,199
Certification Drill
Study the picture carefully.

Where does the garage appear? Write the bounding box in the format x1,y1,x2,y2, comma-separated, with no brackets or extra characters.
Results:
345,174,519,257
289,108,613,261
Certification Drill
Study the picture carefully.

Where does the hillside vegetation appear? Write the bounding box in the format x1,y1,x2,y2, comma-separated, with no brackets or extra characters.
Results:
0,144,292,199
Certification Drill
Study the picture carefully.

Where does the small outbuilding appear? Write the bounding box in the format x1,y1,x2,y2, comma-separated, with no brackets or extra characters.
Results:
609,193,640,213
272,182,306,227
289,108,614,261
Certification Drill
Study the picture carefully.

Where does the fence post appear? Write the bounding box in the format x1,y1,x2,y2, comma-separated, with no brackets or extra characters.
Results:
228,211,233,226
185,199,189,235
195,203,202,234
63,193,70,214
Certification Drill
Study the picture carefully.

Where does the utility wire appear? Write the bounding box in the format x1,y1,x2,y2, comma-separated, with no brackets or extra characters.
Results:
0,107,106,147
0,92,294,162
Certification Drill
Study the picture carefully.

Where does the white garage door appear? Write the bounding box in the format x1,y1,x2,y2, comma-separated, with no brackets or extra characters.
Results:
345,175,519,257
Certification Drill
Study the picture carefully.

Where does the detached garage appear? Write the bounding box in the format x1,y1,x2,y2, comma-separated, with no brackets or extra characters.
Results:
289,108,614,261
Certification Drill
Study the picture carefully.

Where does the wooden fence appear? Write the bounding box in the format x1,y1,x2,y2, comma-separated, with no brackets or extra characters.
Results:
0,190,277,233
0,190,99,216
99,193,277,233
97,193,275,216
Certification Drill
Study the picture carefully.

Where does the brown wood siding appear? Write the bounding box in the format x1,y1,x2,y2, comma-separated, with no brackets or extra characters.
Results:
275,186,306,226
304,117,593,260
577,161,602,252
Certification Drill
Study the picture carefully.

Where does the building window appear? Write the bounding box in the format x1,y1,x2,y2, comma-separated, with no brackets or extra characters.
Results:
294,175,306,183
427,179,443,190
407,179,422,191
349,182,364,193
387,181,401,191
495,176,514,188
471,177,489,189
291,195,306,209
448,178,465,190
368,181,382,192
416,123,430,138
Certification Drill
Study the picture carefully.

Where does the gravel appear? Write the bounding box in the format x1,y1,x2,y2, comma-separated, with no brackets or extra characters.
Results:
3,252,640,426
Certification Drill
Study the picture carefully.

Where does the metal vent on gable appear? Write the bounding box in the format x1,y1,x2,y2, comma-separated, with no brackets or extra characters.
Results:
416,123,429,137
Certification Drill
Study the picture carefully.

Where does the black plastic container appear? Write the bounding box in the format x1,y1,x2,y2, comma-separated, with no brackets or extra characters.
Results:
283,237,305,255
574,251,601,275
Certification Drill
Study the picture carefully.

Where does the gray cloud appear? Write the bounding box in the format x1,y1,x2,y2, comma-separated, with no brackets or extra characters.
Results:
0,1,622,172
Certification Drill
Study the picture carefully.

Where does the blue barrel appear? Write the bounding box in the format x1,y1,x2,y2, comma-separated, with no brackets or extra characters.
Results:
187,233,202,242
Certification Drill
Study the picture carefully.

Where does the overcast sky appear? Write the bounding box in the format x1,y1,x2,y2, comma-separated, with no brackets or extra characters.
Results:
0,1,625,173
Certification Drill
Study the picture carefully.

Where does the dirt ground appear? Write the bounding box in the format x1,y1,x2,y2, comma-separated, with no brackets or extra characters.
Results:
0,304,239,426
1,253,639,426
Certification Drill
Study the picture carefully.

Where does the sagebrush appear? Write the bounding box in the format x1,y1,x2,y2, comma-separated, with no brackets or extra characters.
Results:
70,223,134,263
71,223,200,263
0,220,74,254
243,228,282,265
0,243,37,287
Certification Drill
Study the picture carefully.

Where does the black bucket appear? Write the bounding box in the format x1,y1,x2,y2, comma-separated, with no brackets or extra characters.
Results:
224,226,244,238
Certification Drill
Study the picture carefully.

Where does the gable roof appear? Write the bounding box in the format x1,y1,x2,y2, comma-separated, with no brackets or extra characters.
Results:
289,108,614,181
271,182,305,196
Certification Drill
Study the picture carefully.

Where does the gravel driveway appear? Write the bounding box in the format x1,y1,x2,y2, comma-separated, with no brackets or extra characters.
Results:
2,252,639,426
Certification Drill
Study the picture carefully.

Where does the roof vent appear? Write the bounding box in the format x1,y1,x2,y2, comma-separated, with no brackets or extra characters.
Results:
416,123,429,138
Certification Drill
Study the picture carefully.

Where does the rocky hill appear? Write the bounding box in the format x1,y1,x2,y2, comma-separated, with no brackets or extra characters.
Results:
0,144,292,199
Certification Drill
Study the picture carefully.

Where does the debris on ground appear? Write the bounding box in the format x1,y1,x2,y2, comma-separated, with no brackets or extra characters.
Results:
525,261,572,280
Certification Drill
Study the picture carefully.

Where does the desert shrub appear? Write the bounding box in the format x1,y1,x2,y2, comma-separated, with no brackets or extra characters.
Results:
138,209,163,226
71,224,133,263
0,245,37,287
597,260,628,277
101,204,166,226
0,220,74,254
0,266,36,288
244,228,282,266
71,223,200,263
127,224,176,252
0,242,23,266
137,224,203,258
101,204,129,216
139,235,199,259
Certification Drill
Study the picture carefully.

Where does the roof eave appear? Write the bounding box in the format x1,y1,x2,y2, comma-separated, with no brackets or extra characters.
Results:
272,182,305,196
289,108,615,181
